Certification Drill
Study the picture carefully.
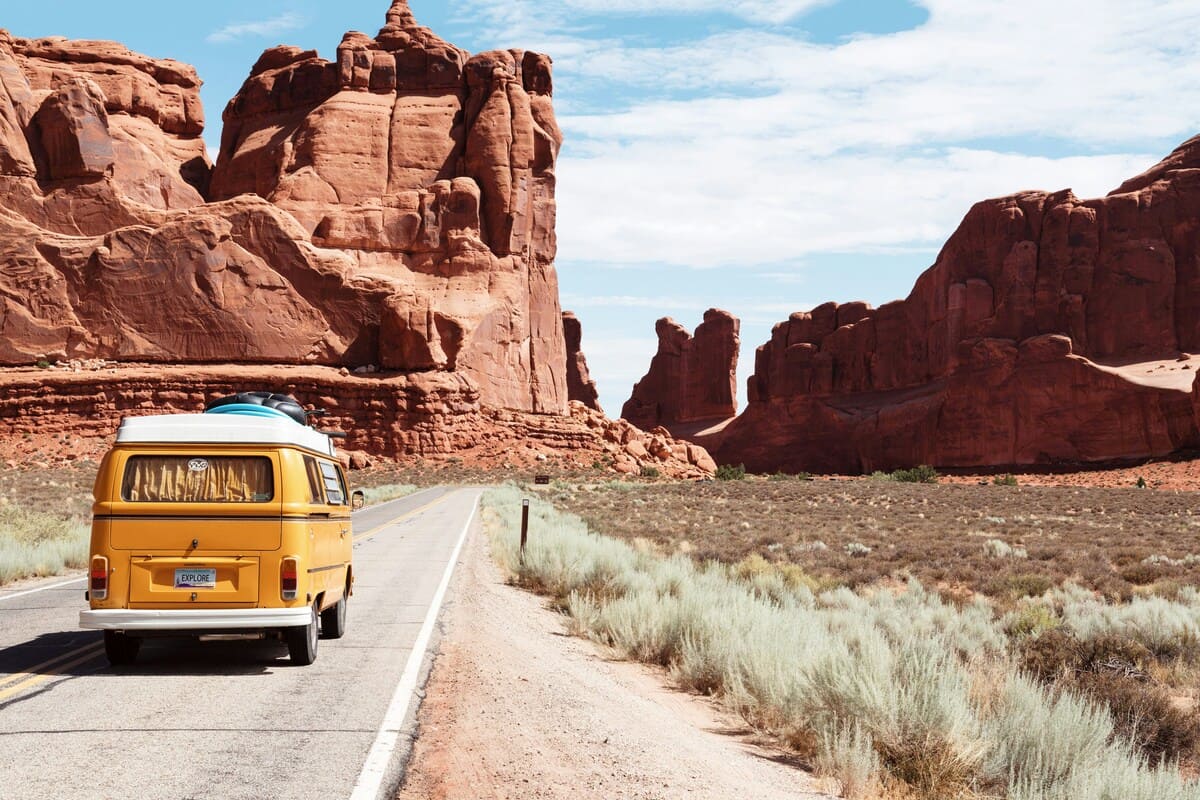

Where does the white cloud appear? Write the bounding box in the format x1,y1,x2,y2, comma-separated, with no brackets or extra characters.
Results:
560,0,832,24
455,0,831,39
457,0,1200,406
456,0,1200,269
207,12,306,44
558,146,1156,268
563,294,711,310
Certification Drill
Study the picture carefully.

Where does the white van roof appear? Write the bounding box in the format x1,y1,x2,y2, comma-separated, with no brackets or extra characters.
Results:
116,414,337,457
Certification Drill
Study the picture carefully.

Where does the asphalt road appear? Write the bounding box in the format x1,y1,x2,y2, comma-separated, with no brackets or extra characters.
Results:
0,487,481,800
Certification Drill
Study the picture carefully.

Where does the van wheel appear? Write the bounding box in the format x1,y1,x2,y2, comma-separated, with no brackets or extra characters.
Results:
286,603,319,666
104,631,140,666
320,593,347,640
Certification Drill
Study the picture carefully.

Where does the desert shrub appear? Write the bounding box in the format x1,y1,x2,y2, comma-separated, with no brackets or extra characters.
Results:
1005,604,1062,639
986,573,1054,599
983,538,1028,560
815,722,882,799
1049,586,1200,660
639,465,661,479
845,542,872,558
1019,628,1079,680
0,506,90,585
1122,561,1167,586
1019,627,1198,765
483,488,1200,800
1143,554,1200,568
994,474,1019,486
891,465,939,484
870,470,895,481
358,483,417,505
715,463,746,481
1073,671,1200,765
1147,580,1184,601
734,553,828,597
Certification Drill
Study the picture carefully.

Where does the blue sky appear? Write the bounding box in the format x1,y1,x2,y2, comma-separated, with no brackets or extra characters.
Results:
4,1,1200,414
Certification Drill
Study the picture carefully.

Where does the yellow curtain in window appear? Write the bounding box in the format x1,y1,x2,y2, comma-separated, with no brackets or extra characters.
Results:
122,457,273,503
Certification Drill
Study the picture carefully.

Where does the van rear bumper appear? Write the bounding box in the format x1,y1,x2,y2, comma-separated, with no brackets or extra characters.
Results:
80,608,311,631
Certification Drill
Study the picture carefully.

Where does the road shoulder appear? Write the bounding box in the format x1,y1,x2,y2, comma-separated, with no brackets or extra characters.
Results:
397,516,835,800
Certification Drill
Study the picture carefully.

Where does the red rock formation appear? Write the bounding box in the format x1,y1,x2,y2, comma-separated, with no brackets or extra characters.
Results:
622,309,740,431
562,311,601,413
0,6,717,476
0,2,567,416
707,136,1200,473
207,1,565,412
3,32,209,210
0,365,715,479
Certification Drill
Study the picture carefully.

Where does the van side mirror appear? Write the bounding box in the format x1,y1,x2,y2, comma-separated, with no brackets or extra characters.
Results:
352,490,365,510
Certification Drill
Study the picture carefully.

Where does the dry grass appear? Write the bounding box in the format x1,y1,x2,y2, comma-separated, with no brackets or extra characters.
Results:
0,465,95,585
549,477,1200,604
483,487,1200,800
547,479,1200,777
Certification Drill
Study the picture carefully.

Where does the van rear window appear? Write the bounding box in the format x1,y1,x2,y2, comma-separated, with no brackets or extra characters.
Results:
121,456,275,503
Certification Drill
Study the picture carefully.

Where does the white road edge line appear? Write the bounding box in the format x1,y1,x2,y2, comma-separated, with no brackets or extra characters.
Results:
0,576,86,603
349,490,480,800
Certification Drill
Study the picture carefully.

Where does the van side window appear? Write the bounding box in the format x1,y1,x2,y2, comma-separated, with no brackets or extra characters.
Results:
122,456,274,503
319,461,345,505
303,457,324,504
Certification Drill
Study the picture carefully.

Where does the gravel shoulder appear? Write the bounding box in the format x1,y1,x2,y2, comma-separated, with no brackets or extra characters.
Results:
397,520,835,800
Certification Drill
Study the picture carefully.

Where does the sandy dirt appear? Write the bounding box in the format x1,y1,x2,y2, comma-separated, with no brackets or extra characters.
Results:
397,522,836,800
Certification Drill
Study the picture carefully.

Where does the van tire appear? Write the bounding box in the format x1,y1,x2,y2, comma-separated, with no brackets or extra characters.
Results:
320,593,347,640
104,631,140,666
286,603,319,666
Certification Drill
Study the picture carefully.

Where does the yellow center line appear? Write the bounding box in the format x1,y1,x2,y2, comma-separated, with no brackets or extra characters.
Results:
0,643,106,703
353,494,451,544
0,642,105,690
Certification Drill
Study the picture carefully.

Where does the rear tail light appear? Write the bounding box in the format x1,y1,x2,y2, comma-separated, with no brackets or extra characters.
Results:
281,557,299,601
90,556,109,601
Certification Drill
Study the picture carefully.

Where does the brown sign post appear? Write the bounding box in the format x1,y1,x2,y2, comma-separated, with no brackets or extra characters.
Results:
520,499,530,566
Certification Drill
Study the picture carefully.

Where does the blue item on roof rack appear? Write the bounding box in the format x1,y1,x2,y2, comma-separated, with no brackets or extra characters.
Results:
205,391,308,425
204,404,298,422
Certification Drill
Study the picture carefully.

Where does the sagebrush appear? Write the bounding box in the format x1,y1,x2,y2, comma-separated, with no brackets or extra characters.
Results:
482,487,1200,799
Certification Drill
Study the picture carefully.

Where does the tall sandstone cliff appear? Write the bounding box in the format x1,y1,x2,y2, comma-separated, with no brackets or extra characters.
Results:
0,3,715,477
0,0,565,414
739,136,1200,472
637,137,1200,473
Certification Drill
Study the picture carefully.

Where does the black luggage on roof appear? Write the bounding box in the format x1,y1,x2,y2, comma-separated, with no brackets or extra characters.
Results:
205,392,309,426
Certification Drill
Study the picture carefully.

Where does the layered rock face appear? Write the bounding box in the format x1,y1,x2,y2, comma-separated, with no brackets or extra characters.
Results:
1,32,209,209
562,311,601,412
0,1,567,415
710,137,1200,473
208,1,565,412
0,365,715,479
622,309,739,431
0,5,719,474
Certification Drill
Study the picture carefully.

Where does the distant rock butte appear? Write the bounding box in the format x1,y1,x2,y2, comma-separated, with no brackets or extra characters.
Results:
635,137,1200,472
622,309,739,431
563,311,602,413
0,3,715,474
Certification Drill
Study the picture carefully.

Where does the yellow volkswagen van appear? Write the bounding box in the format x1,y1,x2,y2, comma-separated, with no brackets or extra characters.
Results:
80,394,363,667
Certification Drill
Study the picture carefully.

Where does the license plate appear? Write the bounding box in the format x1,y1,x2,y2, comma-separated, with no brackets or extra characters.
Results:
174,568,217,589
